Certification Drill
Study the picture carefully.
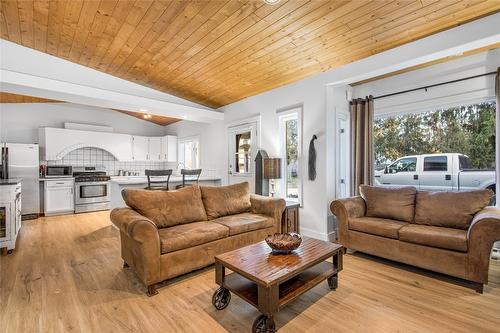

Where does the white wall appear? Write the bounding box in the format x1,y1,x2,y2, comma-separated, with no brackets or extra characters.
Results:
164,120,226,179
353,48,500,117
0,103,165,144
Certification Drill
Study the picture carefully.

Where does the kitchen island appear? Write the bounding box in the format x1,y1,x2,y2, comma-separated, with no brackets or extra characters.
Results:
0,178,22,254
110,176,222,209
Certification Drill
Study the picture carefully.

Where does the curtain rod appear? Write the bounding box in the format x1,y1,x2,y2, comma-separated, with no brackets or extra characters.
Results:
373,71,497,100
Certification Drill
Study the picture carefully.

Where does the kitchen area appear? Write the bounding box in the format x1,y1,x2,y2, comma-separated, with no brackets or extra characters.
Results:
0,122,221,254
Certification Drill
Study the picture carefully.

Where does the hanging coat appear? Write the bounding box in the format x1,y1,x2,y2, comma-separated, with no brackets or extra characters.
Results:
308,135,317,181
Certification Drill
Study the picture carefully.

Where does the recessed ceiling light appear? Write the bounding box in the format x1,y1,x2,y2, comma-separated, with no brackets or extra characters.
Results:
264,0,280,4
143,114,152,119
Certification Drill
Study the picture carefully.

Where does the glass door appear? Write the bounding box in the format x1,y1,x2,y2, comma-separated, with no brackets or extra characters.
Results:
227,122,258,190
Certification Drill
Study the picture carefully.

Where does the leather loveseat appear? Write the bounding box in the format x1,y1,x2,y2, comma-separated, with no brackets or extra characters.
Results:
111,182,285,295
330,185,500,292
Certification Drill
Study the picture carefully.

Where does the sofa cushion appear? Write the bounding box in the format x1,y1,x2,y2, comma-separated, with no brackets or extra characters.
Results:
201,182,251,220
349,216,408,239
359,185,416,222
398,224,468,252
211,213,274,236
158,221,229,254
414,190,492,229
122,186,208,228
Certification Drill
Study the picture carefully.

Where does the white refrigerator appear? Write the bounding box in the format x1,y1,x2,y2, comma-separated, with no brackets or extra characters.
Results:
5,143,40,217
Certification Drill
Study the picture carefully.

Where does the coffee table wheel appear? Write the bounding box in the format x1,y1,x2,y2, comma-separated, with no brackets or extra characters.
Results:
327,274,338,290
212,287,231,310
252,314,276,333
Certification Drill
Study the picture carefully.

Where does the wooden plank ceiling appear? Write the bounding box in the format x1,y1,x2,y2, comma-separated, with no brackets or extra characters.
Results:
1,1,499,108
0,92,180,126
0,91,58,103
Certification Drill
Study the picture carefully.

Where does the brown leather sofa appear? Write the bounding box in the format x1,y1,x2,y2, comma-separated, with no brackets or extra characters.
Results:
330,185,500,293
111,182,285,296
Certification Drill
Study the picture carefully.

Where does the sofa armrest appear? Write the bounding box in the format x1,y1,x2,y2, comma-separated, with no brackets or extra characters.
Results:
466,206,500,284
330,196,366,245
110,207,159,243
250,194,286,232
110,208,161,286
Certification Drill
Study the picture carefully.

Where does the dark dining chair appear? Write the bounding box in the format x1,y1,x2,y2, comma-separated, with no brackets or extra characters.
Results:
175,169,202,190
145,169,172,191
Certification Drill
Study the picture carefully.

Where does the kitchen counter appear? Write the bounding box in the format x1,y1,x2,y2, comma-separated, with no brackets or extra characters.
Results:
0,178,22,185
110,176,222,209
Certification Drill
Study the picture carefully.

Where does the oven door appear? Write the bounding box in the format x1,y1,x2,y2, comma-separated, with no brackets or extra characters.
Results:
75,182,110,204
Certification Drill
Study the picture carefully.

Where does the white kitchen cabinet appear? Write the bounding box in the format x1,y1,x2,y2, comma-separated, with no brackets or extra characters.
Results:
132,136,163,161
39,127,133,161
132,136,149,161
148,137,162,161
39,127,177,162
44,179,74,216
161,135,177,162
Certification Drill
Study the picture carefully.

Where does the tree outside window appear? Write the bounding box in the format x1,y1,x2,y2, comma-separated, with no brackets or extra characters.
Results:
374,101,496,170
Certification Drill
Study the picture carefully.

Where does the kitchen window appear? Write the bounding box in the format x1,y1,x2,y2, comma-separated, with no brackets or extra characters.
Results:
178,137,200,169
279,106,302,203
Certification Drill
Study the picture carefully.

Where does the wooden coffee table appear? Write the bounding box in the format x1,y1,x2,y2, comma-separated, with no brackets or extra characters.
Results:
212,237,343,333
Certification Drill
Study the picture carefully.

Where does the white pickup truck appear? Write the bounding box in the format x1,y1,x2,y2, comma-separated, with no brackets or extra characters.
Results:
374,153,495,192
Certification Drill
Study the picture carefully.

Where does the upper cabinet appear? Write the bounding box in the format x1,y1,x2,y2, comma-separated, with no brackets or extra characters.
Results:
132,135,176,162
131,136,149,161
148,137,162,161
39,128,177,162
39,127,133,161
162,135,177,162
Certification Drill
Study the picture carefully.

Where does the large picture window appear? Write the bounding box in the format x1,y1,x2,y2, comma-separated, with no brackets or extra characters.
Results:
374,101,496,195
279,107,302,203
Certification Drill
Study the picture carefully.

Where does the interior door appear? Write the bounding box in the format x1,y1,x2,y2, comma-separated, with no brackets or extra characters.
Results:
336,116,349,198
228,122,258,192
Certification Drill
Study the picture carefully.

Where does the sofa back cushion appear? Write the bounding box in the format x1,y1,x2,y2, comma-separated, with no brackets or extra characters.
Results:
201,182,251,220
359,185,417,222
122,186,208,228
414,190,492,229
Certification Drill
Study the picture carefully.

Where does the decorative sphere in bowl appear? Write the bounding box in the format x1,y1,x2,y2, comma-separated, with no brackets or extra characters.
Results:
265,233,302,254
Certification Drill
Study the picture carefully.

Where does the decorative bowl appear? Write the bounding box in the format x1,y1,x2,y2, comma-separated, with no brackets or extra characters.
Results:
265,233,302,254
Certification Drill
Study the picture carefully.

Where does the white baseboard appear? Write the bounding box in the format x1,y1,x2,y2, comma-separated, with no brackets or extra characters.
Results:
300,227,336,242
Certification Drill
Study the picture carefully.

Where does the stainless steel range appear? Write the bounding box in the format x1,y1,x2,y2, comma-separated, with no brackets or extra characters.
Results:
73,166,111,213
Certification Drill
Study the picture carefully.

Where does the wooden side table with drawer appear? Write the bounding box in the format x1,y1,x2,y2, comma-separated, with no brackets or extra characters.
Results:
281,201,300,233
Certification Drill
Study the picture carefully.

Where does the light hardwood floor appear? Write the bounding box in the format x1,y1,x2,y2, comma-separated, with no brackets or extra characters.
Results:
1,211,499,333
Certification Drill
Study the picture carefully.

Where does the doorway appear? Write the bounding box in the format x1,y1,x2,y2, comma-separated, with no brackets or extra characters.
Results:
227,121,259,192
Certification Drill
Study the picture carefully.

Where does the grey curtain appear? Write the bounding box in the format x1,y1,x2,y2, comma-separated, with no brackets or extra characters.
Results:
350,96,374,195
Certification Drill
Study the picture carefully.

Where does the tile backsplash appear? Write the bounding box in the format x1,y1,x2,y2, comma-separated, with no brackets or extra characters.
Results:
45,147,176,176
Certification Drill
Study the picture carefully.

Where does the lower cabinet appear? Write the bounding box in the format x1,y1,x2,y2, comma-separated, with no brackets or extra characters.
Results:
0,182,22,254
44,179,74,216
